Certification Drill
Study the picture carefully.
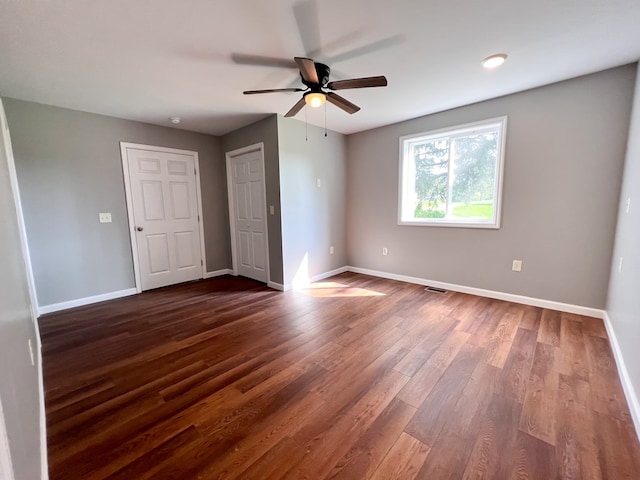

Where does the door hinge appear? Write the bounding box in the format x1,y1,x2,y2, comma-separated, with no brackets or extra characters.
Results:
201,260,203,266
198,215,200,222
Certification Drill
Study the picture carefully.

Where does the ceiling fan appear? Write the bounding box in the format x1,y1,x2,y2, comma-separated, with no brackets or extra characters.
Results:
242,57,388,117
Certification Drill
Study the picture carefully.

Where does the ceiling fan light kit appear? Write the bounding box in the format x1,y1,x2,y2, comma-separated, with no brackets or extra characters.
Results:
305,92,326,108
242,56,387,118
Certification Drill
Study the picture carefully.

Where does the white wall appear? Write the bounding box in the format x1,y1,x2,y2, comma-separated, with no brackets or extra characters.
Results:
221,115,285,285
4,98,229,308
0,99,45,479
606,66,640,434
277,116,348,288
346,65,635,309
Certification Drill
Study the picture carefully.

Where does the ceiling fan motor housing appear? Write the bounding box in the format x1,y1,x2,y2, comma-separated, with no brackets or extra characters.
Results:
302,62,331,88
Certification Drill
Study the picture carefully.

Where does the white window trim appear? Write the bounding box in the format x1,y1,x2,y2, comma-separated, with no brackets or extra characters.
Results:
397,116,507,229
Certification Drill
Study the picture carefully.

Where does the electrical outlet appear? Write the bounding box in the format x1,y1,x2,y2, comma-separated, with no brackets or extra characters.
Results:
99,212,112,223
619,256,624,273
382,247,388,256
269,205,275,215
512,260,522,272
316,178,321,188
330,246,334,255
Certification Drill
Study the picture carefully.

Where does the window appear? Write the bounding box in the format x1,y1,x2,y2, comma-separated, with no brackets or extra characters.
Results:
398,117,507,228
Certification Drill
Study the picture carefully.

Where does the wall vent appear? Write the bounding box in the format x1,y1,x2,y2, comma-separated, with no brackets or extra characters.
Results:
425,286,447,294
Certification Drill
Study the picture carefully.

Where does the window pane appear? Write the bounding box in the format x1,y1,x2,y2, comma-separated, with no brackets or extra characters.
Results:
399,117,506,228
412,138,449,219
450,131,498,221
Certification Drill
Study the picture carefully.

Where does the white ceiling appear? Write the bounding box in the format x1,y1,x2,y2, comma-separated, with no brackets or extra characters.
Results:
1,0,639,136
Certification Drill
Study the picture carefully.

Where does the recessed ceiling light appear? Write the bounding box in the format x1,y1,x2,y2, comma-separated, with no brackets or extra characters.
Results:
169,116,181,124
481,54,507,69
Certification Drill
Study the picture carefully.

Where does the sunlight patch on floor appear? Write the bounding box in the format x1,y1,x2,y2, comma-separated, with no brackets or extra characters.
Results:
299,281,386,298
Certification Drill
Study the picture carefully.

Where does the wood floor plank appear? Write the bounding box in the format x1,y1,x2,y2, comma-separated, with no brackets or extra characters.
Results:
188,367,329,479
581,315,608,338
483,303,524,368
519,342,559,446
508,430,559,479
238,436,306,480
593,411,640,478
583,332,630,420
393,315,458,376
404,343,483,445
396,329,470,408
501,328,537,404
537,309,561,346
461,394,522,479
559,314,589,380
414,363,501,479
464,300,509,347
282,369,411,480
369,432,430,480
325,398,417,480
519,305,542,331
38,274,640,480
555,374,602,480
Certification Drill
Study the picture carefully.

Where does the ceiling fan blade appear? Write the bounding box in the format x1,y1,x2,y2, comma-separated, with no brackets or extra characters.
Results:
327,76,388,90
231,53,298,69
324,35,405,64
243,88,306,95
295,57,319,84
326,92,360,114
284,97,307,117
293,0,321,57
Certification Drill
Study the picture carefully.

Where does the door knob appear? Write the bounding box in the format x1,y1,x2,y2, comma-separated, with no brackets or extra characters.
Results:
136,226,143,231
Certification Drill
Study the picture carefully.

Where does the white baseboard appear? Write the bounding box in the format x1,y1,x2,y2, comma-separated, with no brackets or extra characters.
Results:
268,281,286,291
39,271,234,314
204,268,232,279
38,288,137,315
35,328,48,479
281,266,350,292
603,312,640,441
346,266,605,319
310,266,349,283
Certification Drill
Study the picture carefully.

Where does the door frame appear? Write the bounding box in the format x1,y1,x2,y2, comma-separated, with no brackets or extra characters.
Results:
120,142,207,293
225,142,271,284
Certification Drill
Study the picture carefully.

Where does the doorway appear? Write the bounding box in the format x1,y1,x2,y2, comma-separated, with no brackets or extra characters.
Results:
120,143,206,291
226,143,270,283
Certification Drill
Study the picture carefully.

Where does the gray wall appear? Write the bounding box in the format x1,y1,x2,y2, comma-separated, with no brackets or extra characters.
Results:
607,69,640,413
346,65,636,308
277,116,347,287
0,99,43,480
4,98,230,307
221,115,284,285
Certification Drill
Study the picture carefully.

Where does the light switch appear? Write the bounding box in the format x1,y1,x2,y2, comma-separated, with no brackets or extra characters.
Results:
99,212,112,223
269,205,275,215
316,178,321,188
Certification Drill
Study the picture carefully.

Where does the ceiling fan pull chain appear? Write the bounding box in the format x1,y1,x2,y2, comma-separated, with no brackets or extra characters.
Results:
305,106,308,142
324,102,328,137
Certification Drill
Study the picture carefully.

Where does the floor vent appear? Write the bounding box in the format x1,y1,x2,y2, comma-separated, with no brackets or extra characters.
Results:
425,286,447,294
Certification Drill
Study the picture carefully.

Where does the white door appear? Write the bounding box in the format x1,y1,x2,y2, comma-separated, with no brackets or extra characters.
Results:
228,147,268,283
123,145,204,291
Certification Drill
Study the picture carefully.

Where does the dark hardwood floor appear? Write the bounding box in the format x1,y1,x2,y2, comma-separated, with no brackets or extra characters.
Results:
39,273,640,479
